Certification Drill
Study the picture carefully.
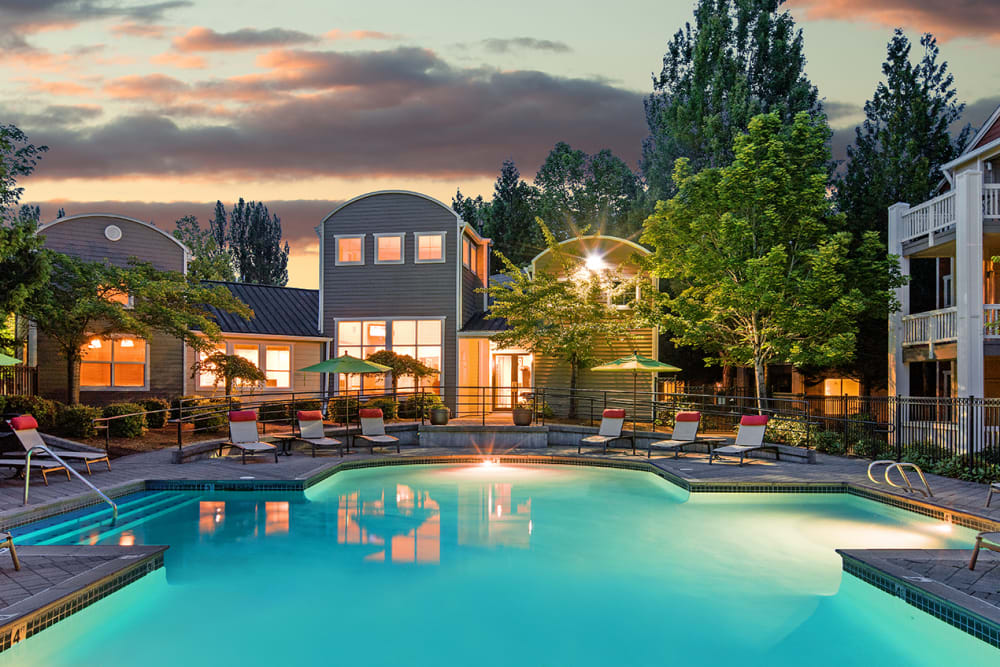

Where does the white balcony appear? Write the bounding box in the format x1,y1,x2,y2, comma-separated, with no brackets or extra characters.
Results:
902,307,957,346
985,305,1000,339
900,183,1000,244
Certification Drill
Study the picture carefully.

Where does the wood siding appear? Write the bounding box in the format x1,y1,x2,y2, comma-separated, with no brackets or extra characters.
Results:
976,117,1000,150
35,216,187,404
321,193,460,406
533,328,657,395
462,266,484,325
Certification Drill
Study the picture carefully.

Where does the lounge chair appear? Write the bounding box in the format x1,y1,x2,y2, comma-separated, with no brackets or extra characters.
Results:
986,482,1000,507
647,411,720,458
709,415,772,465
296,410,343,457
969,532,1000,570
579,409,630,454
6,414,111,475
357,408,400,454
222,410,278,464
0,532,20,571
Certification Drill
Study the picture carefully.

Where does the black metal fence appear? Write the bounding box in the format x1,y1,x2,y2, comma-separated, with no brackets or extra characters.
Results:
0,366,37,396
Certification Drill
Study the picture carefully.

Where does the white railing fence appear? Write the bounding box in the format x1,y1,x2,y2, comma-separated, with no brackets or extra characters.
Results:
984,184,1000,220
985,305,1000,338
901,307,958,345
900,191,956,243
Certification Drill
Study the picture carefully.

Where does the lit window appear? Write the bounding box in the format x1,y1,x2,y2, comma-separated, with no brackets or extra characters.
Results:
265,345,291,388
463,237,479,270
233,344,261,388
336,236,364,265
104,288,133,308
337,321,387,392
415,232,445,263
391,319,441,392
197,345,226,389
80,336,147,388
375,234,404,264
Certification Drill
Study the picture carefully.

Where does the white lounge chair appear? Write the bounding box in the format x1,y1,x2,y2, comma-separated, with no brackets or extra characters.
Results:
647,411,720,458
6,414,111,475
222,410,278,464
357,408,399,454
579,409,630,454
296,410,343,457
709,415,772,465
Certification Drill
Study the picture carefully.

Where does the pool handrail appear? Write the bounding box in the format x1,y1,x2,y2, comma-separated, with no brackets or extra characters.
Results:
23,445,118,524
867,459,933,498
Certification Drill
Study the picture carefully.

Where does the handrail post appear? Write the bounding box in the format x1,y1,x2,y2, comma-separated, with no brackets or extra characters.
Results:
482,386,486,426
104,420,110,453
177,399,184,450
24,445,118,523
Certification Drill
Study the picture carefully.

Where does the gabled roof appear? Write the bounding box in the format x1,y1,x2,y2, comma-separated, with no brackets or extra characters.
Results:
963,101,1000,155
202,281,324,338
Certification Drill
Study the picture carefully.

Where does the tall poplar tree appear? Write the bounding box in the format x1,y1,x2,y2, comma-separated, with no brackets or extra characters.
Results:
642,0,820,199
226,199,290,286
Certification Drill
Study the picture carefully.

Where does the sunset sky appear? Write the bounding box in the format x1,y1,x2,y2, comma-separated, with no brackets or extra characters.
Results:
4,0,1000,288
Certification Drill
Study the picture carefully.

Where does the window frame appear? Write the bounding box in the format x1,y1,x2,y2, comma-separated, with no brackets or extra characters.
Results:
334,234,366,266
414,231,447,264
79,335,149,391
373,232,405,265
334,317,444,393
194,341,296,392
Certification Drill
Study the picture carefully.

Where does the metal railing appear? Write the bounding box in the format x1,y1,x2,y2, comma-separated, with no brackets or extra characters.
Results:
0,366,37,396
24,445,118,522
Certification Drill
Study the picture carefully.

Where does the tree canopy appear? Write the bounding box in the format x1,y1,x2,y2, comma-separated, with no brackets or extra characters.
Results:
365,349,438,393
642,0,820,199
190,352,266,396
641,112,903,401
173,214,236,282
21,254,253,404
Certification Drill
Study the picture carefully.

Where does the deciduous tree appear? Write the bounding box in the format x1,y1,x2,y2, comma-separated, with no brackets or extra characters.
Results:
173,214,236,282
641,112,903,403
190,352,266,396
365,349,438,395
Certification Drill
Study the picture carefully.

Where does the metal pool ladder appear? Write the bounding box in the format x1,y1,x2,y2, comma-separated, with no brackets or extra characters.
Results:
23,445,118,524
867,460,933,498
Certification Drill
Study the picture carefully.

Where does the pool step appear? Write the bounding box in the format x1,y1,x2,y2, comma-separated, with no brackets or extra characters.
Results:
39,496,204,546
15,491,196,544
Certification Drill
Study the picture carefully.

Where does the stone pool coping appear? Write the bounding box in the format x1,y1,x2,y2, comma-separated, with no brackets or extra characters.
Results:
839,548,1000,649
3,450,1000,652
0,544,166,654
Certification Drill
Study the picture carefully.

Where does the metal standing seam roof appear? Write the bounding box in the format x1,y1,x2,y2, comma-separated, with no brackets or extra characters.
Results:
201,281,324,338
460,311,510,333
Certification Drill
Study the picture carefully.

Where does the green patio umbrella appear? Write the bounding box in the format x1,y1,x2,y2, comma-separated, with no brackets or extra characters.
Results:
0,353,21,366
299,354,392,427
590,352,681,421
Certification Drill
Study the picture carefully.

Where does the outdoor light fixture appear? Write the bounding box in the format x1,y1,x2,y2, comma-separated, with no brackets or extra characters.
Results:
121,338,134,348
89,338,102,349
584,254,607,272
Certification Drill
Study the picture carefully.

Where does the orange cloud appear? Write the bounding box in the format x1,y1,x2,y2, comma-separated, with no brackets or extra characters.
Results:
173,26,318,52
788,0,1000,41
325,29,402,41
104,74,188,102
151,51,206,69
25,78,92,96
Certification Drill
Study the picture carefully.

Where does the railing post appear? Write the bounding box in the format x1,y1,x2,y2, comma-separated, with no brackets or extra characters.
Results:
589,397,594,427
177,399,184,449
969,395,976,472
482,386,486,426
894,394,902,461
105,420,110,453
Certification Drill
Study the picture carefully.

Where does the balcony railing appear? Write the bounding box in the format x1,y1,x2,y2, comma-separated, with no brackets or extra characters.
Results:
900,191,955,243
985,184,1000,220
985,305,1000,338
901,307,957,346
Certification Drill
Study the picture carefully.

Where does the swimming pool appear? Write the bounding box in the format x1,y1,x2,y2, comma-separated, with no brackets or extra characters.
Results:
6,464,998,665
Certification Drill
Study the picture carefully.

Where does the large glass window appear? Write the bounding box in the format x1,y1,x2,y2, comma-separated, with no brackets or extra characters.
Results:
80,336,147,388
390,319,441,392
265,345,291,388
336,236,364,265
415,232,445,263
197,345,226,389
337,320,387,392
233,344,261,388
375,234,403,264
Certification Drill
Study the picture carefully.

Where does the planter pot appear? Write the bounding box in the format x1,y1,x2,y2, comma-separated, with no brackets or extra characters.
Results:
429,407,450,425
512,408,533,426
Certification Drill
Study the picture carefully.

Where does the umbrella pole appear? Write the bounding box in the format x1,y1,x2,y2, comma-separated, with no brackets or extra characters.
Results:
632,370,637,455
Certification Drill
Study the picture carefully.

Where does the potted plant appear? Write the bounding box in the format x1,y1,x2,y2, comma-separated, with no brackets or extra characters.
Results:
430,406,450,425
512,400,533,426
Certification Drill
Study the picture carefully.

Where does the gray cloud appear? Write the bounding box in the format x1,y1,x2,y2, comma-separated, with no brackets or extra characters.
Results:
1,104,103,128
173,26,320,52
823,100,863,127
23,47,646,181
788,0,1000,41
0,0,190,29
480,37,572,54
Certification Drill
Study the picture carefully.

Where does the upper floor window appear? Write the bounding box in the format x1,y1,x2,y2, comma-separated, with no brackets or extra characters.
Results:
80,336,147,388
415,232,446,263
375,233,404,264
462,237,478,270
103,287,133,308
336,235,364,265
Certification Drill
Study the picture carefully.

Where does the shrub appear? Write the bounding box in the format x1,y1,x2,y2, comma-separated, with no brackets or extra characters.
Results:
102,402,148,438
766,417,810,447
362,397,398,420
813,430,846,456
139,397,171,429
290,399,323,415
259,401,290,424
3,394,60,430
170,395,235,433
851,437,888,460
54,404,101,439
398,392,443,419
328,396,360,422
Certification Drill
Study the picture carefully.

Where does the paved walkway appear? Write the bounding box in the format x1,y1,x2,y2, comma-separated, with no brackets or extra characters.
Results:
883,549,1000,606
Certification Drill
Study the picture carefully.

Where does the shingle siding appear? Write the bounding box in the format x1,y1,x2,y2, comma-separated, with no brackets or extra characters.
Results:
321,193,460,406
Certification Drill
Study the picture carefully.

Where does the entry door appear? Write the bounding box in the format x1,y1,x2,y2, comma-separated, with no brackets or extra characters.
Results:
493,354,531,410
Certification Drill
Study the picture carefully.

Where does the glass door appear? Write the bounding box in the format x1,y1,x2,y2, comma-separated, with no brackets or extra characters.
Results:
493,354,532,410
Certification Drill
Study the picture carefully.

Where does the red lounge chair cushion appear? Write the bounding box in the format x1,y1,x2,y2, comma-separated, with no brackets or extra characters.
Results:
9,415,38,431
675,411,701,422
359,408,383,418
740,415,769,426
297,410,323,421
603,409,626,418
229,410,258,422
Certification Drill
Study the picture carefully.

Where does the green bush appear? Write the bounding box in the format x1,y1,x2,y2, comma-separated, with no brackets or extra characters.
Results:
139,397,170,429
398,393,443,419
813,430,846,455
851,437,889,459
259,401,290,424
328,396,360,422
767,417,810,447
170,395,235,433
3,394,60,431
362,397,398,420
290,399,323,415
54,404,101,439
102,402,148,438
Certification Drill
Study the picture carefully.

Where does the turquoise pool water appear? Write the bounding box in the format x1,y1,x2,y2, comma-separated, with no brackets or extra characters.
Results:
6,464,998,665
